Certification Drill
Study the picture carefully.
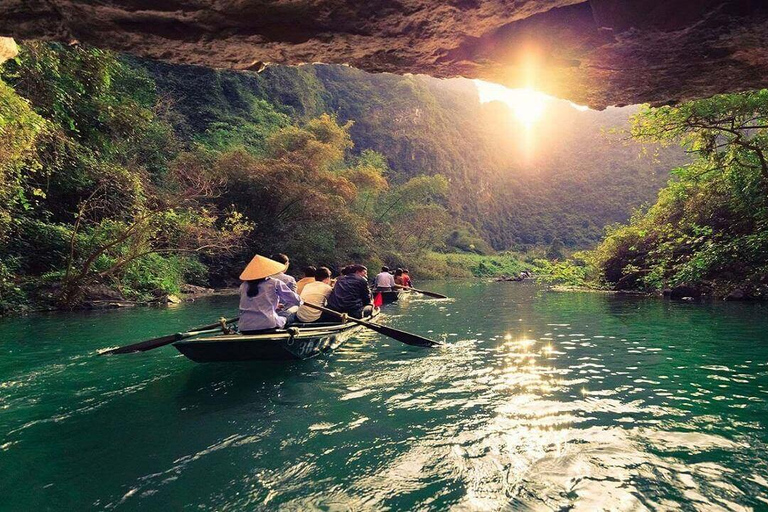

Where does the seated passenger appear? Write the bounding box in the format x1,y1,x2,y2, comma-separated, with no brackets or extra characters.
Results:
374,266,395,291
296,265,317,295
296,267,333,323
324,264,372,319
393,268,405,287
238,254,301,333
402,269,413,288
269,253,297,292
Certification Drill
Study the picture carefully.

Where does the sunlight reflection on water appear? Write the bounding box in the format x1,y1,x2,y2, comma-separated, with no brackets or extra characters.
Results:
2,284,768,510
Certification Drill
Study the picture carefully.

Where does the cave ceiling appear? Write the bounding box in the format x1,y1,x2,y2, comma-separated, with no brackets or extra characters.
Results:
1,0,768,109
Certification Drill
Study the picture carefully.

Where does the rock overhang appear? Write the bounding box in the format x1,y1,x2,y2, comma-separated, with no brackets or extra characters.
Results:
1,0,767,109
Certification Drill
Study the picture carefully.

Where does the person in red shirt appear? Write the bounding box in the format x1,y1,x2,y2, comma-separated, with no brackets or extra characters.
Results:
402,269,413,288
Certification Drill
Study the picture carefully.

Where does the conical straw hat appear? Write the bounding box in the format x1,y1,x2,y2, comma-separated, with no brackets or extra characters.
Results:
240,254,288,280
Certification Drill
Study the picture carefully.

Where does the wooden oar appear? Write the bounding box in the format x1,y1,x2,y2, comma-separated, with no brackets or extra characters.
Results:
394,284,447,299
99,317,238,355
303,302,441,347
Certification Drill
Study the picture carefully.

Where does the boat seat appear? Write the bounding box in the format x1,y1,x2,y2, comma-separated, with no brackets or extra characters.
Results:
239,322,343,335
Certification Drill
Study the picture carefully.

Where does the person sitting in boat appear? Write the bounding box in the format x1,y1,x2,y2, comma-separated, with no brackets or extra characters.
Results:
296,265,316,295
324,264,373,320
393,268,405,287
238,254,301,333
402,269,413,288
296,267,333,323
374,266,395,291
269,253,297,292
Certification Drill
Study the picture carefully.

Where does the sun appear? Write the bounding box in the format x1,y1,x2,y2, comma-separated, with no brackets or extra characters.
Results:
474,80,550,126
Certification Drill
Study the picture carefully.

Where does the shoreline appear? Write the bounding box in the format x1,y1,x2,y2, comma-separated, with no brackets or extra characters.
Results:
3,286,240,318
549,285,655,296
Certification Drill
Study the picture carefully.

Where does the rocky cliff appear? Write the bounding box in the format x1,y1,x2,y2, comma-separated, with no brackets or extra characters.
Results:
1,1,768,108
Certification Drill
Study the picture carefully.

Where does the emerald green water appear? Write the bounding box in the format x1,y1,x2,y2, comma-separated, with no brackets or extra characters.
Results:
1,281,768,510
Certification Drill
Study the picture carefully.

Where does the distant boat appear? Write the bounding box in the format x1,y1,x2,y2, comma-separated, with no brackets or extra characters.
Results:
173,309,380,362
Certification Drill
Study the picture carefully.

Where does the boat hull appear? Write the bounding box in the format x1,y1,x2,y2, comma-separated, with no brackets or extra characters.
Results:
376,290,401,304
173,312,377,362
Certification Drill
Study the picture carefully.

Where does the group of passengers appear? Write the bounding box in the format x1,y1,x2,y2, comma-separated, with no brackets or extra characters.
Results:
373,266,412,291
237,253,376,334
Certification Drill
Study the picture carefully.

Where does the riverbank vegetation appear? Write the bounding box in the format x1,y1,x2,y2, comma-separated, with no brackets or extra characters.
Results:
553,91,768,299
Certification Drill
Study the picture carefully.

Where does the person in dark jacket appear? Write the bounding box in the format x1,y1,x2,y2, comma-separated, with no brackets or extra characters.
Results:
324,264,372,319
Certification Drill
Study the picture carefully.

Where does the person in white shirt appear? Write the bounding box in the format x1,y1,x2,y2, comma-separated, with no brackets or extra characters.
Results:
296,266,333,323
374,266,396,291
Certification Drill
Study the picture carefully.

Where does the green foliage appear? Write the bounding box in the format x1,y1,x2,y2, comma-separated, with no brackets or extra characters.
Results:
0,78,47,237
535,255,596,287
120,254,207,299
141,61,677,251
0,41,693,312
445,228,493,254
587,90,768,298
546,238,565,260
0,43,251,310
408,251,532,279
0,258,27,314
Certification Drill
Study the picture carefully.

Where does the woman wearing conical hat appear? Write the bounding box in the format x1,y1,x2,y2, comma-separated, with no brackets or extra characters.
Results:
238,254,301,333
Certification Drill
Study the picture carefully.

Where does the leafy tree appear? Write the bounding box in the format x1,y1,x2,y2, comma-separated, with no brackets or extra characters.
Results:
546,238,565,260
588,90,768,298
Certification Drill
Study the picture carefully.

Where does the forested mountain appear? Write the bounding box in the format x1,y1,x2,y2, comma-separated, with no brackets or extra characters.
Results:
0,43,686,312
137,60,685,249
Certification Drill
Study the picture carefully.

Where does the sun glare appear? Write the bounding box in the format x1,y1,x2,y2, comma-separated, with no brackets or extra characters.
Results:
474,80,551,126
474,80,592,126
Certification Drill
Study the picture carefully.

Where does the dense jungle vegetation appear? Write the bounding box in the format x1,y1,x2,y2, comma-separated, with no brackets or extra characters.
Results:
139,58,682,249
565,91,768,299
0,42,683,312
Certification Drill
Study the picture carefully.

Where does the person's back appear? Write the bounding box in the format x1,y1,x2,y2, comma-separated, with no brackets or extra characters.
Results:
238,278,301,332
326,265,371,318
374,266,395,290
402,270,413,288
296,267,333,323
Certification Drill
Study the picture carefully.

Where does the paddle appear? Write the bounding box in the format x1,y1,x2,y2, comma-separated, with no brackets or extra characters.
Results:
99,317,238,355
394,284,447,299
303,302,441,347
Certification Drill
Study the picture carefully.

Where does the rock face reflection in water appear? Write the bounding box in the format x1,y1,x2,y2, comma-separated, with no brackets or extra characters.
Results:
1,282,767,510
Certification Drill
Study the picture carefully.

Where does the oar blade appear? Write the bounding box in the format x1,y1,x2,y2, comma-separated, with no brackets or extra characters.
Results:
395,285,448,299
99,317,239,355
413,289,447,299
358,320,442,347
100,333,182,355
302,302,441,347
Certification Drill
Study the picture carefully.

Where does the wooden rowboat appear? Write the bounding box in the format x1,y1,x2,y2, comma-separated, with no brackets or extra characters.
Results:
173,309,379,362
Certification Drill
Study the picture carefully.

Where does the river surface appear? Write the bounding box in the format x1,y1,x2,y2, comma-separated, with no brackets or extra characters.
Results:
1,281,768,511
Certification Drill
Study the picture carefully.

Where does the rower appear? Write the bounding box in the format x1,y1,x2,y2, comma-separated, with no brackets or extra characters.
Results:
374,266,395,291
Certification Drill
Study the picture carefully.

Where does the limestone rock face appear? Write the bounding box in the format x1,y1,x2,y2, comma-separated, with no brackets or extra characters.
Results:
1,1,767,108
0,37,18,64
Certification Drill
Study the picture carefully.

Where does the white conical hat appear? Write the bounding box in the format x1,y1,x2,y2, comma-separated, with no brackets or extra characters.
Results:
240,254,287,280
